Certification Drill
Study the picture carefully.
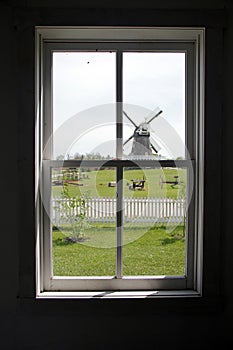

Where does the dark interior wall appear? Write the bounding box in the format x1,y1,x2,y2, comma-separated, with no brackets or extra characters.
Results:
1,1,233,349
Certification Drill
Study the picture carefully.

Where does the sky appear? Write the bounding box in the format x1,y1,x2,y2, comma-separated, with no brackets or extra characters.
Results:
52,51,186,159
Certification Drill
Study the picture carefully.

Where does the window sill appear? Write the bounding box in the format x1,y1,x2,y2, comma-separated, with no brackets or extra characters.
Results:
36,290,201,299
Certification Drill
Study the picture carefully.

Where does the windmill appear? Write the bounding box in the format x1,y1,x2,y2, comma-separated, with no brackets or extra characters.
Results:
123,109,163,157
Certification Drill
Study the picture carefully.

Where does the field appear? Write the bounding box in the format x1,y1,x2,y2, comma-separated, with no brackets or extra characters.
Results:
52,167,186,277
52,167,186,199
52,223,186,276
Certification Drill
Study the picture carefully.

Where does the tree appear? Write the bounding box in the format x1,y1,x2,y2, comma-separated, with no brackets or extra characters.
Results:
56,154,65,160
61,180,90,242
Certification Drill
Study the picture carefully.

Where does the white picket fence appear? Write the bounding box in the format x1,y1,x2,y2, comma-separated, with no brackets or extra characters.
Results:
52,196,186,225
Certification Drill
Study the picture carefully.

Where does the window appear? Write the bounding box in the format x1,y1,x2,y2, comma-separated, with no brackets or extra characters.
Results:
36,27,205,298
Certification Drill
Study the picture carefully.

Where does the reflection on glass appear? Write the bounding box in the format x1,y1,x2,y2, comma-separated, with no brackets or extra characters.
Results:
123,52,186,160
123,167,187,276
52,52,116,160
51,167,116,276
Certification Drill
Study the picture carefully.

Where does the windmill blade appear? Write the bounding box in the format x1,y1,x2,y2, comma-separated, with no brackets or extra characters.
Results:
147,109,163,125
150,142,158,154
123,133,134,146
123,110,138,128
150,134,161,151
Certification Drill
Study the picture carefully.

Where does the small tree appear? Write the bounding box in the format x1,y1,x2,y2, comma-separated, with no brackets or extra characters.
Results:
179,182,186,238
61,180,90,242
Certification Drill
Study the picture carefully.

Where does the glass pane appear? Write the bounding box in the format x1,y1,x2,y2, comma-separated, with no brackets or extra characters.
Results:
123,52,186,160
52,52,116,160
123,167,187,276
51,166,116,276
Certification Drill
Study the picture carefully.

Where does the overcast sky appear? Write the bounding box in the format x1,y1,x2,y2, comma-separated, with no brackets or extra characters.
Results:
52,51,186,159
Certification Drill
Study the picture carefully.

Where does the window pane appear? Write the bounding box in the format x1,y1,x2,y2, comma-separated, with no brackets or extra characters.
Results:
51,167,116,276
123,52,186,160
52,52,116,160
123,167,187,276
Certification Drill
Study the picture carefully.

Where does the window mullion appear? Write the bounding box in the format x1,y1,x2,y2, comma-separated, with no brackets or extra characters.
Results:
116,165,123,278
116,49,123,158
116,50,123,278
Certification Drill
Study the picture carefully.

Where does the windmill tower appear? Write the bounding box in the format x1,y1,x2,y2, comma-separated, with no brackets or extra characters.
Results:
123,109,163,157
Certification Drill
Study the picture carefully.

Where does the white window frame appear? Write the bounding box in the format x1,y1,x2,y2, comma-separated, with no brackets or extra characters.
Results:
35,26,205,298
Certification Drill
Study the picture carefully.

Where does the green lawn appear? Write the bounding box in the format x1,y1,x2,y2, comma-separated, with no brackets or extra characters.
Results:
52,168,186,277
52,167,186,199
52,224,186,277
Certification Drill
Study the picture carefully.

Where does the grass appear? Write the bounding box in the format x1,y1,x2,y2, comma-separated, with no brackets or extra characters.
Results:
52,167,186,199
52,223,186,276
52,168,186,277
